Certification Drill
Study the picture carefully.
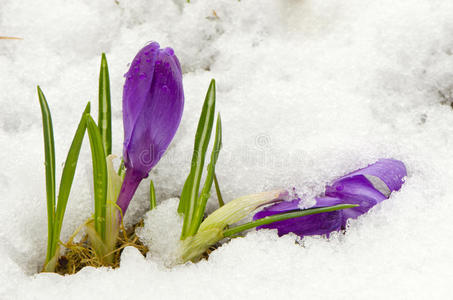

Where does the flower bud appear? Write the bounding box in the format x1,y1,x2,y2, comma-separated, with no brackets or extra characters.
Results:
117,42,184,215
254,159,407,238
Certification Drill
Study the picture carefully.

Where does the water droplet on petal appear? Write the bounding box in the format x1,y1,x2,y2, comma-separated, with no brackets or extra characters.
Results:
162,85,169,92
164,47,174,56
335,184,344,192
139,72,147,79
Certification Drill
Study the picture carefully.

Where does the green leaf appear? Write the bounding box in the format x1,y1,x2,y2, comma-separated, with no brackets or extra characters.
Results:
149,180,156,210
37,86,56,264
52,103,90,258
188,113,222,235
104,155,122,263
222,204,359,238
213,173,224,207
180,227,223,263
178,172,193,215
98,53,112,156
180,203,358,263
198,190,286,233
117,158,125,177
180,79,217,239
178,190,281,263
84,219,110,263
86,156,122,265
86,114,108,241
106,155,122,205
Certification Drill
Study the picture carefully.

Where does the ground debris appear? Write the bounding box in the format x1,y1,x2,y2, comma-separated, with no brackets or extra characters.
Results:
55,220,148,275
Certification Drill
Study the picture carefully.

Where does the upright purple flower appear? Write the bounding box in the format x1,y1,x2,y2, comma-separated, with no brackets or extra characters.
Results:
117,42,184,215
254,159,407,238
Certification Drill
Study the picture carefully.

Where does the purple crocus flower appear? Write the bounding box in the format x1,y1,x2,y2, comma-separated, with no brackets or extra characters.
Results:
117,42,184,215
253,159,407,238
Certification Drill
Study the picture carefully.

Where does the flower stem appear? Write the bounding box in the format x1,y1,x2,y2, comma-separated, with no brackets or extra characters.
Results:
116,168,143,217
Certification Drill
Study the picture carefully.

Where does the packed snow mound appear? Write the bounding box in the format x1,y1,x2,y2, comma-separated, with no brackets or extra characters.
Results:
1,0,453,298
136,198,183,267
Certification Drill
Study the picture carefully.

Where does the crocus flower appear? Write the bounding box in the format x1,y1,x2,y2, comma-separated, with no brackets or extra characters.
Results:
253,159,407,238
117,42,184,215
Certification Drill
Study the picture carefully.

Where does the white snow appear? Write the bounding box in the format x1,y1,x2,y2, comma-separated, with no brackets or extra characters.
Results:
136,198,183,267
1,0,453,298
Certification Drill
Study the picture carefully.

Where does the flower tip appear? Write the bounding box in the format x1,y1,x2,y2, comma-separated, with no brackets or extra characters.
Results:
163,47,174,56
141,41,160,56
145,41,160,49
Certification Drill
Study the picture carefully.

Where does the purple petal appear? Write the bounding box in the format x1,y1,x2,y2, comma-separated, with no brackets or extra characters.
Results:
122,42,184,177
326,176,387,217
123,42,160,150
313,196,346,208
253,198,301,219
254,196,345,237
325,159,407,220
335,159,407,192
256,209,343,238
253,196,344,220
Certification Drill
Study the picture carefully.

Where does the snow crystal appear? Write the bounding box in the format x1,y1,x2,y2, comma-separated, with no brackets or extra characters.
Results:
1,0,453,298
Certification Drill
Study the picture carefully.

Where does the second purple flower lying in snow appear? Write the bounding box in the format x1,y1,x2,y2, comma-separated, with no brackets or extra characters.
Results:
254,159,407,238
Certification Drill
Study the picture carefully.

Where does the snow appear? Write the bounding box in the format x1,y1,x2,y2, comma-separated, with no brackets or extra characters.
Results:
1,0,453,298
136,198,183,267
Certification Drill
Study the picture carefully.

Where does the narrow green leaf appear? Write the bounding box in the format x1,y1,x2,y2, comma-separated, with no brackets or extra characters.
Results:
117,158,125,177
98,53,112,156
222,204,359,238
178,172,193,215
37,86,56,263
199,190,286,232
52,103,90,256
188,114,222,235
86,114,108,241
180,79,217,238
149,180,156,210
213,173,224,207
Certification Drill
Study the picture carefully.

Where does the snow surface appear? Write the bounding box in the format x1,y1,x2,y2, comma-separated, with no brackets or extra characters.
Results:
136,198,183,267
1,0,453,298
